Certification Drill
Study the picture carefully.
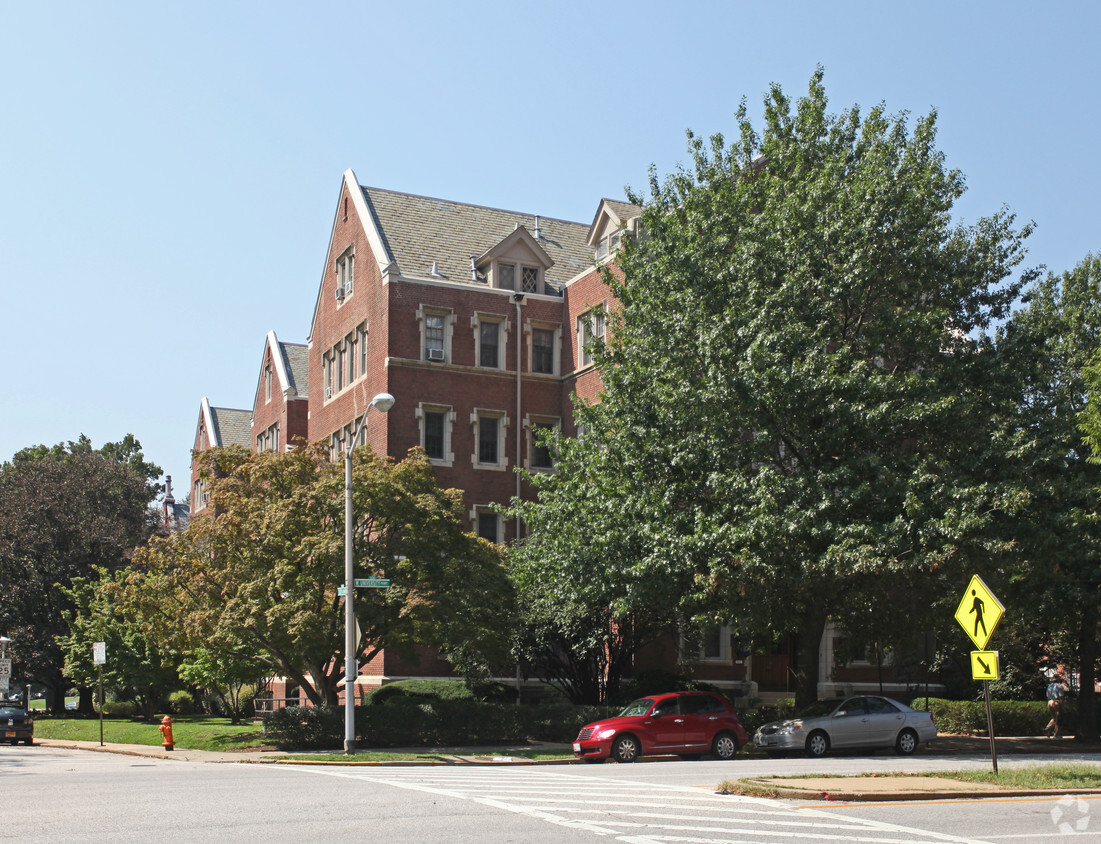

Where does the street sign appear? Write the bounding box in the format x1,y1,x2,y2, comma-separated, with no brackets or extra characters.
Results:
0,658,11,677
954,574,1004,650
337,586,347,597
356,578,390,588
971,650,1001,681
93,642,106,665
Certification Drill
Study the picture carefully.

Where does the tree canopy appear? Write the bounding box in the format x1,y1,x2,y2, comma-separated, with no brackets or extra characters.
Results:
0,435,161,710
514,70,1036,707
124,443,513,706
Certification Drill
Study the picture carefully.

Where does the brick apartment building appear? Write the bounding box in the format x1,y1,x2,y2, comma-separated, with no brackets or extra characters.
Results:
190,170,931,702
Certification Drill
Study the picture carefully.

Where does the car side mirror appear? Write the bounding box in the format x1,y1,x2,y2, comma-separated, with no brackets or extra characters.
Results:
834,711,845,717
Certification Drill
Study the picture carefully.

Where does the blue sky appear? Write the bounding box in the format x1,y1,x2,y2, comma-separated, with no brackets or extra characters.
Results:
2,1,1098,494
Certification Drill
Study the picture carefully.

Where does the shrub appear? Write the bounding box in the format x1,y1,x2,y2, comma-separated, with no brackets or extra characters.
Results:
263,705,343,749
100,699,138,718
168,691,194,716
523,700,618,743
910,697,1074,736
367,679,477,705
739,699,796,735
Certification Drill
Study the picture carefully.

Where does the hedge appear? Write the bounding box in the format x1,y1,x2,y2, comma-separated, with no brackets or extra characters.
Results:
910,697,1077,736
263,699,619,750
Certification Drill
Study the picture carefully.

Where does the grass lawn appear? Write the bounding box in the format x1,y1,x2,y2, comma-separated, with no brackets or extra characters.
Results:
32,716,270,752
936,764,1101,790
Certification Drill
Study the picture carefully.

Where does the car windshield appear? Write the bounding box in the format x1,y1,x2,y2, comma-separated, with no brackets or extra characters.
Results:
617,698,656,717
793,699,844,719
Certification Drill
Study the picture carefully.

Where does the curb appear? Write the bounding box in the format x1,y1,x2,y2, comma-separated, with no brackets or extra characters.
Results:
745,784,1101,803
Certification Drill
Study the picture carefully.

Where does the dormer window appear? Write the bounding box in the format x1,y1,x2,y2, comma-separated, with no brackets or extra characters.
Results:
498,263,515,291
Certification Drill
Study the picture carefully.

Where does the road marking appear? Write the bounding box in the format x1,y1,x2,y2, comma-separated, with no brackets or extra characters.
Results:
278,765,988,843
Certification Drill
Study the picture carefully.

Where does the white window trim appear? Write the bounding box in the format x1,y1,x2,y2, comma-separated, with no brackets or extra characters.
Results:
469,504,501,544
577,306,606,368
526,321,561,376
524,414,559,472
471,312,509,370
493,260,542,295
470,409,508,471
417,306,455,363
335,246,355,303
415,403,455,466
682,625,732,663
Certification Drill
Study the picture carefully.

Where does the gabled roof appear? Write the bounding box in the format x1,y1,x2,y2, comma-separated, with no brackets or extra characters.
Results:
587,198,643,247
255,330,308,402
199,397,252,449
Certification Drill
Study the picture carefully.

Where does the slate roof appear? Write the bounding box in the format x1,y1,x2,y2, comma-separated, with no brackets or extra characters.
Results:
361,186,596,290
602,199,643,222
280,342,309,398
209,407,252,448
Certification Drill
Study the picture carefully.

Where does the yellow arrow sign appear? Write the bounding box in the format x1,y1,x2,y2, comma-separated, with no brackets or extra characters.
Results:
971,650,1000,681
954,574,1004,650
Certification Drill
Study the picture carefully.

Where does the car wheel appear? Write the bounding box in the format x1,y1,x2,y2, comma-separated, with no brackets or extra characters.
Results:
712,732,740,760
895,728,918,755
612,734,640,763
805,731,829,758
678,753,702,761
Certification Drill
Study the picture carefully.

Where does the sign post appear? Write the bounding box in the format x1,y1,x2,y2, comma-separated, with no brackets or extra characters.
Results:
954,575,1005,773
93,642,106,746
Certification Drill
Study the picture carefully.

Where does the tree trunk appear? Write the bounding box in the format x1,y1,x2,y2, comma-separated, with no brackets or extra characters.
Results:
1075,600,1098,743
77,685,96,715
792,609,827,709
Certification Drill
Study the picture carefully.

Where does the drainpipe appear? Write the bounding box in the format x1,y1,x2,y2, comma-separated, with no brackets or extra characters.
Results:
513,293,525,541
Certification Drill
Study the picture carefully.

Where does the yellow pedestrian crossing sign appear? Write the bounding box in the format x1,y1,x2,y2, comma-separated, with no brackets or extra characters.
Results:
954,574,1004,650
971,650,1000,681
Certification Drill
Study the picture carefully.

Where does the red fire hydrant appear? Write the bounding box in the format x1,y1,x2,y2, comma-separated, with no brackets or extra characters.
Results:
159,715,174,751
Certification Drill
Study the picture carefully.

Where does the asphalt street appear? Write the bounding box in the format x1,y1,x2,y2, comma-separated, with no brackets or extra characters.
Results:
4,743,1100,843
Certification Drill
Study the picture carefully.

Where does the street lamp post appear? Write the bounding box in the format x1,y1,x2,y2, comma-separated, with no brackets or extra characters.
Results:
344,391,395,755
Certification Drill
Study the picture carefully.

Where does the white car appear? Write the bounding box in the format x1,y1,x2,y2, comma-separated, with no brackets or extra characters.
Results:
753,695,937,757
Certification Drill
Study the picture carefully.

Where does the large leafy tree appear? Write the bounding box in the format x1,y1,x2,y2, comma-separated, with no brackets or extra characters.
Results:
520,71,1035,707
1000,254,1101,742
124,443,513,707
0,436,161,711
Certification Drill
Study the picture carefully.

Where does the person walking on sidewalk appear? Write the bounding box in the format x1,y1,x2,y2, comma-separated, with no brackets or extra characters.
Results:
1044,674,1066,738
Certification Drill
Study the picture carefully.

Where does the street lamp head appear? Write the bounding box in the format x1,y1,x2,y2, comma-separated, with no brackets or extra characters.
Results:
370,392,395,413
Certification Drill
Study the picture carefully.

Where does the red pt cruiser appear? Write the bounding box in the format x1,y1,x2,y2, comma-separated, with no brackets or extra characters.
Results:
573,691,749,763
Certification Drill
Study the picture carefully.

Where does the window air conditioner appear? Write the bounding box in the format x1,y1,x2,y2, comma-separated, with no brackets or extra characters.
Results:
335,286,345,301
427,348,445,362
324,386,332,399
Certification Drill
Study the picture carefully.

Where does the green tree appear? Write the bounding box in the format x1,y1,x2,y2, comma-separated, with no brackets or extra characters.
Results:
520,71,1035,708
1000,254,1101,742
176,648,265,723
0,436,161,712
124,443,513,707
58,569,179,719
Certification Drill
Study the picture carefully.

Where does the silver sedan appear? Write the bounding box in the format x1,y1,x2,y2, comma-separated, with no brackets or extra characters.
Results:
753,695,937,757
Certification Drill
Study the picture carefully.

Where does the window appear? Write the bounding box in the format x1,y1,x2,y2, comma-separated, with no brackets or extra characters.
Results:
264,364,273,403
346,332,356,382
471,410,507,469
479,416,499,463
473,314,506,369
476,508,500,543
578,308,606,367
257,422,280,453
323,353,334,399
527,417,558,470
418,308,453,362
531,326,557,374
498,263,515,291
336,249,354,299
357,324,368,377
424,412,445,459
521,266,538,293
684,624,731,662
336,344,345,391
416,403,453,465
480,320,500,367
